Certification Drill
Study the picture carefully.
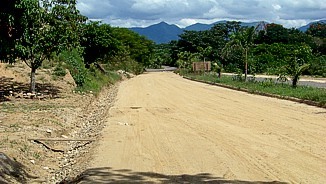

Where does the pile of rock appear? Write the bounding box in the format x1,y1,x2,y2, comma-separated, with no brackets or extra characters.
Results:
117,70,135,78
6,91,54,100
51,84,119,183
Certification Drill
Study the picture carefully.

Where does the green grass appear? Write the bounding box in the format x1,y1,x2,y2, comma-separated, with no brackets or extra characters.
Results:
185,73,326,106
0,102,72,113
77,70,121,94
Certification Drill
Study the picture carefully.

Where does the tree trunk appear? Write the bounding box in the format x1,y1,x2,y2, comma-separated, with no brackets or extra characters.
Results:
292,75,298,88
245,48,248,81
30,67,36,93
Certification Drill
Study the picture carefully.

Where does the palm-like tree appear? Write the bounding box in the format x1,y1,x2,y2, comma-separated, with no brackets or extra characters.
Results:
222,27,255,81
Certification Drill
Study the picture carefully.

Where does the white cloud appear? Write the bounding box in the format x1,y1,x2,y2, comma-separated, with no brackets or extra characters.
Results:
77,0,326,28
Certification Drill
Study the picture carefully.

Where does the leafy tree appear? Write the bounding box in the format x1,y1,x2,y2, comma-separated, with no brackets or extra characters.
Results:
256,23,289,44
0,0,23,63
112,27,154,67
150,44,173,68
308,55,326,77
176,51,200,70
222,27,255,80
81,22,119,67
4,0,85,92
178,30,206,54
307,23,326,38
282,44,313,87
225,21,242,34
168,40,180,66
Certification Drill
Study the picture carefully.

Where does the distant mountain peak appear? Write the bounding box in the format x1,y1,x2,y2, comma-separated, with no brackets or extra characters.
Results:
129,20,325,43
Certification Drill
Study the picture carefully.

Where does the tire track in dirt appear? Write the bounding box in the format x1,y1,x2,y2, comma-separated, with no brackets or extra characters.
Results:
86,72,326,183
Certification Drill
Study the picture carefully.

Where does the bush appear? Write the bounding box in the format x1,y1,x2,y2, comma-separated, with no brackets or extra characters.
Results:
78,64,121,93
309,55,326,77
59,49,88,86
105,55,144,75
53,64,67,77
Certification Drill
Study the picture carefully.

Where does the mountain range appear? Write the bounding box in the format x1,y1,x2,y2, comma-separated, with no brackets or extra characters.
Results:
129,20,326,44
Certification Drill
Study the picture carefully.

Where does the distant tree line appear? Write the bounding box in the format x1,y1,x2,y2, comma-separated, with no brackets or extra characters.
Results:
152,21,326,86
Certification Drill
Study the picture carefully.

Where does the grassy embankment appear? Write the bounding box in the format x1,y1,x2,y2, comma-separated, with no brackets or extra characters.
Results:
184,73,326,107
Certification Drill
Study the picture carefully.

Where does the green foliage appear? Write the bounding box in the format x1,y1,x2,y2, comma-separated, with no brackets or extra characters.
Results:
0,0,23,63
81,21,119,66
78,65,121,94
106,50,144,75
222,26,255,79
53,64,67,77
176,51,201,70
282,44,312,87
111,27,154,67
150,44,174,68
1,0,85,92
309,55,326,77
256,23,289,44
186,73,326,106
307,23,326,38
59,49,87,86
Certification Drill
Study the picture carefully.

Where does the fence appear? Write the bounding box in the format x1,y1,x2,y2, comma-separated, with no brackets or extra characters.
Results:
192,62,211,72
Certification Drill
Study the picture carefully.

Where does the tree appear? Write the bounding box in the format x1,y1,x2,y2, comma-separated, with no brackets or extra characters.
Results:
222,27,255,80
14,0,85,92
283,45,312,87
150,44,173,68
256,23,289,44
307,23,326,38
81,22,119,67
0,0,23,63
112,27,154,67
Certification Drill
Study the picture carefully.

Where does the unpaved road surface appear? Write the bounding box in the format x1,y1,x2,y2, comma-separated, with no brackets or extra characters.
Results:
84,72,326,184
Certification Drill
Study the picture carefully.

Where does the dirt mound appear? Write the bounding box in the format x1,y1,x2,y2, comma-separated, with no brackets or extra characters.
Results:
0,61,119,183
0,62,76,102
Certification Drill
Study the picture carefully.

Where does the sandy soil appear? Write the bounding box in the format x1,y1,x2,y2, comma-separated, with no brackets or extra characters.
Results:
0,62,118,183
84,72,326,184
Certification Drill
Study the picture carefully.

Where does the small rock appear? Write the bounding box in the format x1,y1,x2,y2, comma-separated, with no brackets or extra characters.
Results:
46,129,52,133
61,135,68,139
43,166,49,170
30,160,35,164
15,93,24,98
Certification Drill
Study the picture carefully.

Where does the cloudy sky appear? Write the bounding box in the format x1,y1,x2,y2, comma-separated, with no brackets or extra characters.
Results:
77,0,326,28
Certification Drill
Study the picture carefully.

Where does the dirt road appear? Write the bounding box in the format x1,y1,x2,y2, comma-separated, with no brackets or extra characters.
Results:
84,72,326,183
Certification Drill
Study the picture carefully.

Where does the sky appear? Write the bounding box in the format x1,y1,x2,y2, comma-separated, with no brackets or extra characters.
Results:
76,0,326,28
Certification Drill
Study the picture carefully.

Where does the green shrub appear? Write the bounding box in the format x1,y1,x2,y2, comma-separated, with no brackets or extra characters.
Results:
59,49,88,86
77,64,121,93
309,55,326,77
185,73,326,106
53,64,67,77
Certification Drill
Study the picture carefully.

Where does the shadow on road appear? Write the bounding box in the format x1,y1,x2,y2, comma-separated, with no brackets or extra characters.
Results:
60,167,288,184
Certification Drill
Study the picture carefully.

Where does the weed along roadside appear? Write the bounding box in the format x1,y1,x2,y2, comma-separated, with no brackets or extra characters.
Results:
183,73,326,108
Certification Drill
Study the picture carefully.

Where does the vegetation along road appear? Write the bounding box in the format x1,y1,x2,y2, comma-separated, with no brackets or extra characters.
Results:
82,72,326,183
